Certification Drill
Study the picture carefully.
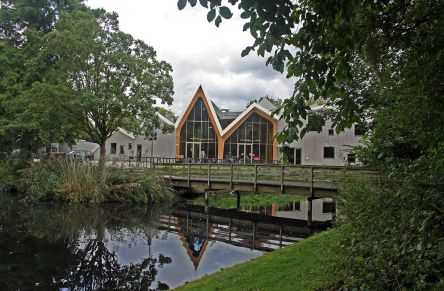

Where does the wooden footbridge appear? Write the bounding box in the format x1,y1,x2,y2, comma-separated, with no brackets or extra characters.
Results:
153,161,375,199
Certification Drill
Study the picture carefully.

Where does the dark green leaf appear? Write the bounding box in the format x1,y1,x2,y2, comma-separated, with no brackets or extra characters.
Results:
199,0,208,8
243,22,250,31
188,0,197,7
215,15,222,27
240,11,250,19
207,9,216,22
219,6,233,19
177,0,187,10
241,46,252,57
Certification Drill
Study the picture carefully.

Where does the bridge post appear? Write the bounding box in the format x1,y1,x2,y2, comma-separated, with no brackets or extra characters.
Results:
168,213,171,232
207,163,211,189
187,163,191,187
205,191,209,206
308,167,314,226
254,165,258,193
229,217,232,243
230,164,234,190
280,165,285,193
186,210,189,235
252,221,257,250
206,213,210,239
236,190,240,209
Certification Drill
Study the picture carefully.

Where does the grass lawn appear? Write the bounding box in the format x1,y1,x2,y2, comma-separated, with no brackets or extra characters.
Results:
191,193,306,209
176,228,344,291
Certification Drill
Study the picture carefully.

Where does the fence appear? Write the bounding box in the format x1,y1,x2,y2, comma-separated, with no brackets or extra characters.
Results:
153,161,376,187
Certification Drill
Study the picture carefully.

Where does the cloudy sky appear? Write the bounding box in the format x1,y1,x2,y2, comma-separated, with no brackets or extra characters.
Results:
87,0,294,114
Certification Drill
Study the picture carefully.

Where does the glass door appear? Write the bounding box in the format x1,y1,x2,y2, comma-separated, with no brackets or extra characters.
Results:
186,142,202,160
237,143,253,163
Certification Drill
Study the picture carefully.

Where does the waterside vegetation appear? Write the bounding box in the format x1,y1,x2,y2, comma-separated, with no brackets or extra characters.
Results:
1,159,175,204
178,228,345,291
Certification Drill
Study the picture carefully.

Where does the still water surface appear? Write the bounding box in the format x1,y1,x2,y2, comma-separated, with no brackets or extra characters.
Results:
0,197,333,290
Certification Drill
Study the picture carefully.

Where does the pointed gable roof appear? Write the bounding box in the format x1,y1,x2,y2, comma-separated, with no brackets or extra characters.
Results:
175,85,223,137
176,86,279,138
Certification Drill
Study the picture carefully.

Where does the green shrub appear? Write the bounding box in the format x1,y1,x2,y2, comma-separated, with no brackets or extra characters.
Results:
106,168,133,185
106,175,175,204
136,176,175,203
0,156,27,193
337,174,444,289
21,159,107,203
11,159,175,204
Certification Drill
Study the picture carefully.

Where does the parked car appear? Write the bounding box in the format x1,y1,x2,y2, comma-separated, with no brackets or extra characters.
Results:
66,150,94,161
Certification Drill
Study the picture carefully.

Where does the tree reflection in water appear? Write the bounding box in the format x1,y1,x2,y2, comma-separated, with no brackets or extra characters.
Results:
0,197,173,290
59,236,172,290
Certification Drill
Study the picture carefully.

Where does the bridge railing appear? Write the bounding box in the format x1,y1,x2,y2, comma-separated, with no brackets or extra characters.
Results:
152,160,377,187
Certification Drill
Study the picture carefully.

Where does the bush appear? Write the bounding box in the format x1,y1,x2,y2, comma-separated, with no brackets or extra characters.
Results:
21,159,107,202
106,175,175,204
107,168,132,185
0,156,28,193
18,159,176,204
337,173,444,289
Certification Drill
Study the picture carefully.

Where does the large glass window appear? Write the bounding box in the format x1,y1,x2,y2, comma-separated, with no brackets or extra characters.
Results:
224,113,274,162
179,98,218,159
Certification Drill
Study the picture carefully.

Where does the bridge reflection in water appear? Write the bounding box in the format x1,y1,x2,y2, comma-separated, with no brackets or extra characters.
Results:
158,199,333,269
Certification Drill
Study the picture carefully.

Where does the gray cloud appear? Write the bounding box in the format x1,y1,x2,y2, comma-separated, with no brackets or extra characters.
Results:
87,0,295,115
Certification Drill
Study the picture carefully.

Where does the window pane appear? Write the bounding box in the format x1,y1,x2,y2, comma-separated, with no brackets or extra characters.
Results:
323,147,335,158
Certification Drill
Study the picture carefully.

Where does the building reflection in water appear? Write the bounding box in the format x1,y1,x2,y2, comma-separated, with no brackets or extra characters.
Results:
159,198,333,271
0,197,334,290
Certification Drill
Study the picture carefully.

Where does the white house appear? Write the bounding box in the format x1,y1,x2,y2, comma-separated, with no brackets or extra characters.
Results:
74,112,176,161
279,117,363,166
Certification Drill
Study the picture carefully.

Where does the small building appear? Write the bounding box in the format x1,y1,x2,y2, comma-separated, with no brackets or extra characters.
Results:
175,86,362,166
74,112,176,161
175,86,279,163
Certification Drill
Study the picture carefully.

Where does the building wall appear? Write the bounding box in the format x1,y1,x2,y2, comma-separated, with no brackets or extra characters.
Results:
279,119,362,166
75,130,175,161
138,129,176,158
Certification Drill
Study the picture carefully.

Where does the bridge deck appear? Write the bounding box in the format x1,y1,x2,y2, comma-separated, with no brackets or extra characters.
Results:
164,175,338,198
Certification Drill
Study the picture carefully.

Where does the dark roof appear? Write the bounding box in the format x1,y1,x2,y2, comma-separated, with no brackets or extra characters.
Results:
211,101,242,129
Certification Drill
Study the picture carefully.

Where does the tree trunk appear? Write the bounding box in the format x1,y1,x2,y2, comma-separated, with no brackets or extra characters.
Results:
99,143,106,169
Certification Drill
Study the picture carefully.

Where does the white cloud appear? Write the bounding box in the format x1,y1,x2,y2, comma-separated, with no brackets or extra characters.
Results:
87,0,294,114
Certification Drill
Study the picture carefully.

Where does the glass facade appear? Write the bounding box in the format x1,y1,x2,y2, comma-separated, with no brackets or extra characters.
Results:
179,98,218,159
223,113,274,162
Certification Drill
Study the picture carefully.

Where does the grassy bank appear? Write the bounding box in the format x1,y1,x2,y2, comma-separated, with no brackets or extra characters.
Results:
9,159,175,204
191,193,306,209
177,228,344,291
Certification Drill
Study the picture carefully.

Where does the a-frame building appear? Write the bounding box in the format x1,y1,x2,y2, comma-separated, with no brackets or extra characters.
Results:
175,86,279,162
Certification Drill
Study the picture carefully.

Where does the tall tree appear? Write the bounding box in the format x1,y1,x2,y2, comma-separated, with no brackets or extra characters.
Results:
32,8,174,166
0,0,83,155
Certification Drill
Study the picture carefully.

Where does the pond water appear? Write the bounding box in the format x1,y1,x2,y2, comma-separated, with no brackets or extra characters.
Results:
0,196,333,290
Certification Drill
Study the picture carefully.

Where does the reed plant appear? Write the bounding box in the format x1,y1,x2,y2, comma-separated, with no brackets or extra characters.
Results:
20,158,175,204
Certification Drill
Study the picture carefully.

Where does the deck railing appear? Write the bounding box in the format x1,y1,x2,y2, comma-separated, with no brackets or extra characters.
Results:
152,160,376,188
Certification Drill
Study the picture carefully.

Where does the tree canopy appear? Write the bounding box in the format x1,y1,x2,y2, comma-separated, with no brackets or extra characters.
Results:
178,0,444,289
0,1,174,165
245,95,282,108
37,7,174,164
0,0,83,154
